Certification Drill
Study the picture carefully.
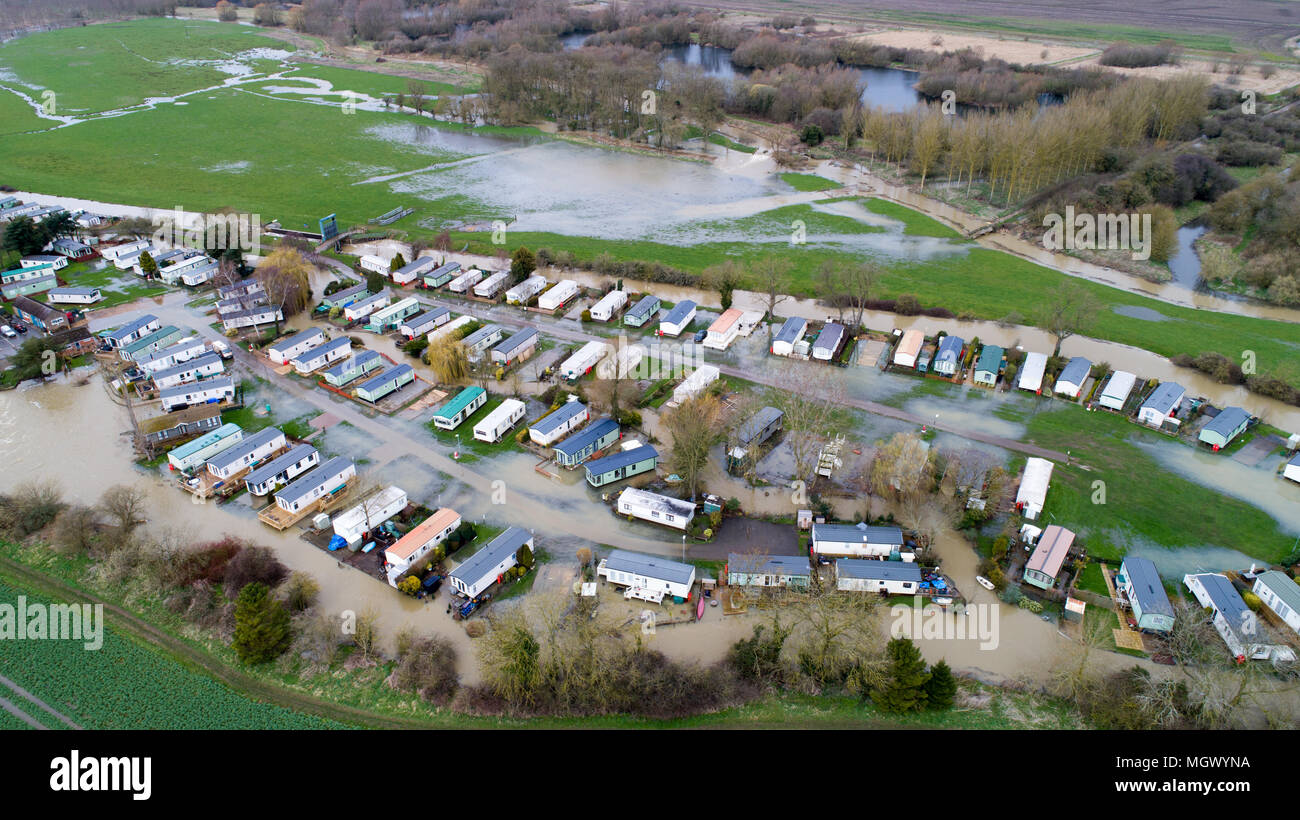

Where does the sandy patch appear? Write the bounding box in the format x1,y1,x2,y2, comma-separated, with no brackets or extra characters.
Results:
1072,57,1300,94
849,29,1099,65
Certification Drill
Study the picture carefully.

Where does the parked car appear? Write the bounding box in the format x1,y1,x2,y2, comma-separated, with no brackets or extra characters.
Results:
693,328,707,343
11,321,27,334
0,326,16,338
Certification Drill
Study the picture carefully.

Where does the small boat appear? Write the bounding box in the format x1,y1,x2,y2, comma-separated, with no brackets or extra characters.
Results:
933,596,954,606
696,596,705,621
976,575,995,591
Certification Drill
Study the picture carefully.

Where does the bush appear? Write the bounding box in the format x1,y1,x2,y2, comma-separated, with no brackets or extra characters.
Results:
232,582,292,664
391,637,459,704
223,545,289,595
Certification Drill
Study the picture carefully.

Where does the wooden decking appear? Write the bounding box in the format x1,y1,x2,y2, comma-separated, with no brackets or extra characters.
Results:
257,476,357,531
181,445,290,500
1101,564,1148,652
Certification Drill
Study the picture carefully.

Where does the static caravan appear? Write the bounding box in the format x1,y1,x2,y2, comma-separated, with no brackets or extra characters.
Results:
151,352,225,391
447,267,485,294
490,327,539,366
166,423,244,473
1284,453,1300,485
669,364,720,406
584,443,659,487
47,286,103,305
1053,357,1092,399
244,444,319,496
1138,382,1186,428
206,427,287,481
102,239,150,264
1253,570,1300,636
589,289,628,322
427,315,474,344
432,386,487,431
11,297,68,333
322,350,384,387
1022,525,1074,590
932,335,964,376
554,417,620,467
473,398,526,443
180,261,220,287
893,329,924,368
159,375,235,412
140,406,223,447
538,280,579,312
1185,573,1294,662
728,405,783,469
530,400,589,447
2,263,54,284
770,317,807,356
343,292,389,322
461,324,505,361
597,549,695,602
332,486,408,547
384,507,462,586
811,523,905,560
319,282,368,310
274,457,357,515
448,526,534,599
1116,556,1175,633
422,262,460,289
616,487,694,530
359,254,390,275
112,243,153,271
1015,457,1054,520
812,323,846,362
368,297,420,331
623,294,660,327
266,327,325,365
559,340,609,381
473,270,510,299
21,255,67,271
355,363,415,403
1199,406,1251,451
213,294,253,317
1098,370,1137,411
1,274,56,300
704,308,743,350
218,280,265,302
137,337,207,374
658,300,696,337
291,337,351,375
122,326,186,362
505,274,547,306
101,314,160,349
399,308,450,339
222,305,282,331
729,554,811,590
836,560,921,595
392,256,437,286
973,345,1003,387
1018,352,1048,393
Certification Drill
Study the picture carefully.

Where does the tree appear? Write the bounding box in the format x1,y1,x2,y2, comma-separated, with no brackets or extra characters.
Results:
752,257,790,341
216,1,238,22
870,432,933,499
256,247,315,328
232,582,292,664
871,637,930,713
388,253,407,273
406,80,428,116
425,337,470,384
773,366,846,487
283,572,320,612
252,3,280,26
1,215,48,258
137,250,159,280
1043,283,1101,356
924,659,958,710
510,246,536,280
352,606,381,661
99,484,146,536
50,505,99,556
701,260,744,311
663,393,725,499
365,270,386,294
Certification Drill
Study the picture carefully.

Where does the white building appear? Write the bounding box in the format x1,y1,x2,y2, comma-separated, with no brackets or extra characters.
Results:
359,254,389,275
244,444,319,496
266,327,325,365
1253,570,1300,636
343,292,389,322
505,275,547,305
668,364,720,406
615,487,695,530
332,486,408,547
1185,573,1296,662
384,508,462,587
658,300,696,337
810,522,906,559
1015,457,1055,520
427,314,474,344
1138,382,1186,428
893,329,924,368
399,308,450,339
770,317,807,357
473,270,510,298
473,398,526,443
538,280,579,312
589,289,627,322
151,352,225,390
704,308,743,350
159,375,235,412
166,423,243,473
1018,352,1048,393
835,559,922,595
447,267,485,294
222,305,282,331
206,427,287,481
392,256,437,286
138,337,207,374
101,239,150,264
448,526,534,599
274,457,356,515
1054,357,1092,399
598,549,696,602
291,337,351,374
1285,453,1300,485
529,399,588,447
559,340,609,380
1098,370,1137,411
47,286,102,305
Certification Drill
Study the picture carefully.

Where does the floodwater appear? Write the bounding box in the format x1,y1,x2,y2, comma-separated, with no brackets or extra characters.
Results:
1168,224,1208,289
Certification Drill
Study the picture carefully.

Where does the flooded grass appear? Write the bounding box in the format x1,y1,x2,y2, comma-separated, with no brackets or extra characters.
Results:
779,172,843,192
1025,406,1298,563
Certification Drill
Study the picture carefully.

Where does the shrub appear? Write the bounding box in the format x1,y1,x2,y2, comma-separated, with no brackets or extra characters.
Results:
232,582,292,664
391,637,460,703
223,545,289,595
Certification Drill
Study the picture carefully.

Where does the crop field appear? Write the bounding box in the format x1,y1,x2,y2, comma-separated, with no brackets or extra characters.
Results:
0,577,346,729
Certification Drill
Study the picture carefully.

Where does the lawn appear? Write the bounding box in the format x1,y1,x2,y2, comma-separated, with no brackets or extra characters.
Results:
279,63,478,98
1024,407,1296,563
1075,561,1112,596
425,394,524,460
780,172,843,192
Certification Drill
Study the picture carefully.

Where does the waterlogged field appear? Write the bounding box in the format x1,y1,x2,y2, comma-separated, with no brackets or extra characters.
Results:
0,577,345,730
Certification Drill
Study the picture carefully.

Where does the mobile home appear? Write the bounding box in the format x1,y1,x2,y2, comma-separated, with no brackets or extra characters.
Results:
1137,382,1186,428
973,345,1003,387
137,338,206,375
291,336,351,374
122,326,186,362
472,398,526,442
728,554,810,590
1098,370,1137,411
355,363,415,403
584,443,659,487
343,292,389,322
151,352,225,390
770,317,807,356
461,324,505,361
142,405,222,448
422,262,460,289
159,375,235,413
589,289,628,322
359,254,389,275
266,327,325,365
244,444,320,496
319,282,368,310
892,329,924,368
1015,457,1054,520
101,314,160,349
427,314,474,344
391,256,437,286
704,308,743,350
274,457,356,515
490,327,539,365
559,340,609,380
658,300,696,337
1116,556,1175,633
597,549,695,601
623,294,660,327
1199,406,1250,450
529,400,589,446
322,350,384,387
537,280,579,312
47,286,103,305
669,364,719,405
812,323,846,362
554,417,620,467
1018,352,1048,393
810,523,904,560
11,297,68,332
473,270,509,299
728,405,783,469
399,308,450,339
447,267,485,294
368,297,421,331
1185,573,1295,662
384,507,462,586
448,526,534,599
616,487,694,530
206,427,287,481
432,386,487,430
1253,570,1300,636
332,486,408,547
1022,525,1075,590
1054,357,1091,399
166,423,243,473
222,305,282,331
505,274,547,305
932,335,964,376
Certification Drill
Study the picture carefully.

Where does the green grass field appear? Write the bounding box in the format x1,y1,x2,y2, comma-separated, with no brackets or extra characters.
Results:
780,172,843,192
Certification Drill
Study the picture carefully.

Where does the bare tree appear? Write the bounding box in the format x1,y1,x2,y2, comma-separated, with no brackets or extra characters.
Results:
1044,283,1101,356
771,365,847,490
99,484,147,536
664,393,726,499
869,432,933,499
